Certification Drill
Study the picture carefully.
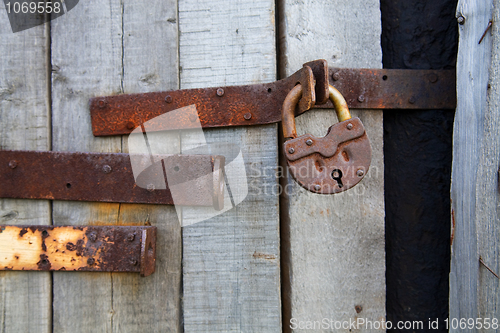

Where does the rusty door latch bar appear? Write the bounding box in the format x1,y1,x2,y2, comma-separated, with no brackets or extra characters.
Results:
0,225,157,277
0,150,225,209
90,60,456,137
90,59,329,136
320,68,456,110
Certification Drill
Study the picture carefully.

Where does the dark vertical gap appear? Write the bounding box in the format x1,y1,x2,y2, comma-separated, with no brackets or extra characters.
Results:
279,125,292,333
381,1,458,331
45,11,54,333
176,2,184,332
120,0,125,95
275,0,283,80
275,0,292,332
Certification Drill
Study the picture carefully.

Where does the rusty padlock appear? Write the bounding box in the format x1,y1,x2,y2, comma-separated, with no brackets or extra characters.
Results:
282,84,371,194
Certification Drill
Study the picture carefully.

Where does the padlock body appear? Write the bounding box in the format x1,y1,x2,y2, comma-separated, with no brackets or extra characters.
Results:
283,117,371,194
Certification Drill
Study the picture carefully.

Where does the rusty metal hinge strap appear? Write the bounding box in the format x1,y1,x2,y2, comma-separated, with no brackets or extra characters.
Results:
0,225,157,277
0,150,224,207
90,67,456,137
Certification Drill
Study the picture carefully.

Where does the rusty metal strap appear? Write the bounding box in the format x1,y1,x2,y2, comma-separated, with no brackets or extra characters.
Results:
0,225,156,276
90,67,456,137
90,60,329,136
0,150,224,208
321,68,456,110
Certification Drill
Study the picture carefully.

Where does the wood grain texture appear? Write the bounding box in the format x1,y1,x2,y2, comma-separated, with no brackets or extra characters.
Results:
477,0,500,319
114,2,181,331
51,0,181,332
0,7,51,332
178,0,281,331
51,2,123,331
279,1,385,331
450,1,494,328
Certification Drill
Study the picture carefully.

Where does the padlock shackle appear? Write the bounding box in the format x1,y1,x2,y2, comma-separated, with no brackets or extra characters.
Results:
282,84,352,140
329,85,351,122
282,84,303,140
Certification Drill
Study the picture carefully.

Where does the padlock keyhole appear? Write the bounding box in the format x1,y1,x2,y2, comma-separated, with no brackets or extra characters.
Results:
331,169,343,188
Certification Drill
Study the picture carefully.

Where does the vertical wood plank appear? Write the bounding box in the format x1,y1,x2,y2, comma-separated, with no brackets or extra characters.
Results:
51,1,122,331
179,1,281,332
477,0,500,318
113,2,181,331
0,10,51,333
279,1,385,331
477,0,500,321
51,0,181,332
450,0,498,328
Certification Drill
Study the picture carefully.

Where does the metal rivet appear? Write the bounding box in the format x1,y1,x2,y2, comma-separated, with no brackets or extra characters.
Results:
288,147,295,154
409,96,416,104
314,184,321,191
126,122,135,130
243,113,252,120
87,258,95,265
165,95,173,103
216,88,224,97
130,259,138,266
98,100,106,108
357,169,365,177
305,139,313,146
88,231,97,242
8,160,17,169
428,73,438,83
457,15,465,25
332,72,341,81
346,123,353,130
357,95,365,103
127,233,135,242
102,165,112,174
189,114,197,122
147,184,155,192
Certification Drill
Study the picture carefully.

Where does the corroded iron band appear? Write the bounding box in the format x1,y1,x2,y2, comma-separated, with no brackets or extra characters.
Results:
0,225,157,277
90,64,455,137
0,150,224,207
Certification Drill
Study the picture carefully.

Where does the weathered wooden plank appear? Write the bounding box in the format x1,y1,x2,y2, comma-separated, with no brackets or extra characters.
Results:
450,1,494,328
51,2,122,331
51,0,181,332
477,0,500,322
279,1,385,331
451,0,500,329
113,2,181,331
0,8,51,332
179,0,281,331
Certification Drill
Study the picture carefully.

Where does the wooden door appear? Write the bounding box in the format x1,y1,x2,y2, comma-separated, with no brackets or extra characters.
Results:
0,0,385,332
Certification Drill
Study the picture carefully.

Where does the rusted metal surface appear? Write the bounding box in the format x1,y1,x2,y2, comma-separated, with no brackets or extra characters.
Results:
304,59,329,105
0,225,157,276
0,150,224,208
140,227,156,277
325,68,456,110
282,83,370,194
284,118,372,194
282,84,303,140
90,65,455,137
90,60,329,136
